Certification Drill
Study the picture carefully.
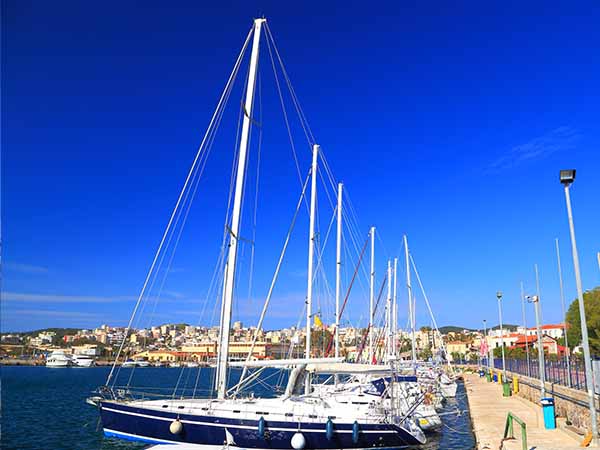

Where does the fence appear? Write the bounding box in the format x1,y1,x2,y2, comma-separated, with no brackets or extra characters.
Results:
483,357,588,391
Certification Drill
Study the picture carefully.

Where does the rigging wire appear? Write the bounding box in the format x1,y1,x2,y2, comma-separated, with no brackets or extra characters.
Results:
264,24,315,147
264,27,306,193
234,171,311,394
106,24,254,389
410,253,453,371
125,21,249,390
324,233,370,356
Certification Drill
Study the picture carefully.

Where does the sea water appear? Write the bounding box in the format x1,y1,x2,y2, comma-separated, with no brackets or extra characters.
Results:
1,366,475,449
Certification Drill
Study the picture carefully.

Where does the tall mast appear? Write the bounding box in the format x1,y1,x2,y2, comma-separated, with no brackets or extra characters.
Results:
305,144,319,388
335,183,343,359
404,235,416,369
369,226,376,362
386,260,392,362
215,18,264,399
393,257,398,356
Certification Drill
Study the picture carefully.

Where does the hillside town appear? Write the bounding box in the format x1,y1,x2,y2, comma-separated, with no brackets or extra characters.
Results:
0,321,571,366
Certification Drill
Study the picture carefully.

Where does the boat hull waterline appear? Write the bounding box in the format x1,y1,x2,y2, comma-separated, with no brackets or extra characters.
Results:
100,401,423,449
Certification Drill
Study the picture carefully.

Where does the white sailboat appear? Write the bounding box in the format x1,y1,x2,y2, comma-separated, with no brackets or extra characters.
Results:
89,18,426,449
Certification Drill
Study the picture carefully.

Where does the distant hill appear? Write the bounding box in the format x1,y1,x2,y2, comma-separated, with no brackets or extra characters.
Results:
438,326,474,334
488,324,519,332
12,328,81,338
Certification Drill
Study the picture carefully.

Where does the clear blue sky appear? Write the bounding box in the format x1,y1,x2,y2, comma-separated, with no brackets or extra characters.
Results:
3,1,600,332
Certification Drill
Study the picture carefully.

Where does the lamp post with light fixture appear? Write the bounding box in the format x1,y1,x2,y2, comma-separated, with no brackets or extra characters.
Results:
496,291,507,383
483,319,489,370
526,294,545,397
560,169,598,445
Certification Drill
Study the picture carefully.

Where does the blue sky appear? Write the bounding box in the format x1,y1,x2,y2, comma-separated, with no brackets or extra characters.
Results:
3,1,600,332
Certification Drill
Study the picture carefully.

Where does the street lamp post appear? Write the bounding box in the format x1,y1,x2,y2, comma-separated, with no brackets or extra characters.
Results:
527,294,546,398
555,238,572,388
483,319,489,371
560,169,598,445
520,282,531,377
496,291,507,383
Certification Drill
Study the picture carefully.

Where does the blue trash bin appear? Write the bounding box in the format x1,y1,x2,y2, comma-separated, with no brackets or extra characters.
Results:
492,373,498,382
541,397,556,429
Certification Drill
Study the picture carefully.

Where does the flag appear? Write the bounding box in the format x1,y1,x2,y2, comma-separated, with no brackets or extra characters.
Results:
314,315,323,328
479,340,488,357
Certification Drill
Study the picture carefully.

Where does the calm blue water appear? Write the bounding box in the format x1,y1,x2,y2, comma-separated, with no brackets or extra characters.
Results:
1,367,475,449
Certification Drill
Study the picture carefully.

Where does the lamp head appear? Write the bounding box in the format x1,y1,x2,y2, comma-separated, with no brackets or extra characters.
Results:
560,169,576,186
496,291,503,300
526,295,539,303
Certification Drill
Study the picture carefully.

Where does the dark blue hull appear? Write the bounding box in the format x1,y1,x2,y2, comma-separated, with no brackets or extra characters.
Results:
100,401,423,448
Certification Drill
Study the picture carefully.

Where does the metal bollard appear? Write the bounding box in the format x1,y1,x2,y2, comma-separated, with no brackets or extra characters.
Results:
513,376,519,394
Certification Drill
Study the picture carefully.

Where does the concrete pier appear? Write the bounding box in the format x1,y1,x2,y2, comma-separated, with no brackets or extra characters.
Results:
465,373,581,450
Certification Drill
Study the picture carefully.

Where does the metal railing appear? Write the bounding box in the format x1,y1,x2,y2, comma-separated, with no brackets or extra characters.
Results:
502,412,527,450
490,358,587,391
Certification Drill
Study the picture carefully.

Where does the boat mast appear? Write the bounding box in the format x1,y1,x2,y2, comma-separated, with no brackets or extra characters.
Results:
386,259,392,362
369,226,375,362
393,257,398,356
404,234,417,370
335,182,343,359
215,18,264,399
305,144,319,394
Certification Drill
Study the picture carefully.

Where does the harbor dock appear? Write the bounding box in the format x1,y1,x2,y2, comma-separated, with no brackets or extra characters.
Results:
465,373,582,450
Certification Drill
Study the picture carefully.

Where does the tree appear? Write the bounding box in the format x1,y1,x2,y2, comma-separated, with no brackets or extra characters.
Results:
565,287,600,357
398,338,412,353
450,351,463,362
419,347,432,360
493,346,526,359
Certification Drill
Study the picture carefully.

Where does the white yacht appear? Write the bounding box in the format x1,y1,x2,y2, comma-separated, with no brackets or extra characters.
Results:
46,350,72,367
122,359,150,368
72,354,95,367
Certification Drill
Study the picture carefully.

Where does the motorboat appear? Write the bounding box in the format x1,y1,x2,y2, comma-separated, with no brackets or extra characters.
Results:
46,350,72,367
122,359,150,368
72,354,95,367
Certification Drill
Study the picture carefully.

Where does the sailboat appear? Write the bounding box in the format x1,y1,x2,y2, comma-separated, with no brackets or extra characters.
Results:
89,18,426,449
